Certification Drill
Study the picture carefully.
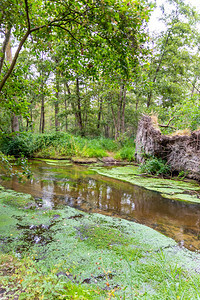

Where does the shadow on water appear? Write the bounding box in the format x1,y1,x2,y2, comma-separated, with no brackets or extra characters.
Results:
1,160,200,252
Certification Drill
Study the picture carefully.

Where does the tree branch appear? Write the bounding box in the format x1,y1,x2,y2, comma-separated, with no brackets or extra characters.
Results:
158,116,176,129
51,25,84,46
0,30,30,92
24,0,31,31
0,27,11,74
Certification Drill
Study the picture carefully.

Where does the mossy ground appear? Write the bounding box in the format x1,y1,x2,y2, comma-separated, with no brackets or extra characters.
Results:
0,187,200,299
92,166,200,203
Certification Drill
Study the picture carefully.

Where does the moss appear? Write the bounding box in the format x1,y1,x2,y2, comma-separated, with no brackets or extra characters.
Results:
92,166,200,203
0,189,35,208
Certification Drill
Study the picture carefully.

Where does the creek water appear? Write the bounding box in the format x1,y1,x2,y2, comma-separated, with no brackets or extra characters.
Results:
1,160,200,252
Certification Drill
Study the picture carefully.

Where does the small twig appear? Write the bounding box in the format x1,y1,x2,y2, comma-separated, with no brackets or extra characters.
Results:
158,116,176,129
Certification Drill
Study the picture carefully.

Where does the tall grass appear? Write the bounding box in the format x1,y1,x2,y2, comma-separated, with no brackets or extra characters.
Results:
0,132,126,159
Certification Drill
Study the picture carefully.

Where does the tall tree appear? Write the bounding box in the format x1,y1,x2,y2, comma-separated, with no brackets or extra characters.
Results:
0,0,152,93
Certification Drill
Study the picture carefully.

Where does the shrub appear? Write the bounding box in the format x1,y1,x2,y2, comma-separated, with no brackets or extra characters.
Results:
115,146,135,161
140,157,170,176
0,133,34,157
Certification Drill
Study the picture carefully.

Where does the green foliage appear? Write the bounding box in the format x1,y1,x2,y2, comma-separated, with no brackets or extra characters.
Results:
0,254,99,300
0,150,33,181
0,132,122,159
177,170,189,180
140,157,171,176
115,146,135,162
0,133,34,157
0,151,13,175
15,156,33,180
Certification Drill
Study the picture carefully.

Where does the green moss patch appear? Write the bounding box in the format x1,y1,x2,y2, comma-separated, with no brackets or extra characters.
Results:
93,166,200,203
0,188,35,208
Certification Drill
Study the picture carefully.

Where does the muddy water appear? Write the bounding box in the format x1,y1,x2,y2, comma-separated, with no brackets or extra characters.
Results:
1,160,200,252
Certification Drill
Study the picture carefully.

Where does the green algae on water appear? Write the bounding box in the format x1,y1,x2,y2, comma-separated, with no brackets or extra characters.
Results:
92,166,200,203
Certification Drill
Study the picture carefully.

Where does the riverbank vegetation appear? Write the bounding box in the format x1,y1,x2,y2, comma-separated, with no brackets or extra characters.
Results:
0,132,135,161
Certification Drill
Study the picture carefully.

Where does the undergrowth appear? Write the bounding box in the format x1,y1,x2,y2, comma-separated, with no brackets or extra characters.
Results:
0,254,101,300
140,156,171,176
0,132,135,161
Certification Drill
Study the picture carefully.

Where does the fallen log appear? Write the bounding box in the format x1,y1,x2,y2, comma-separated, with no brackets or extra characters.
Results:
135,115,200,180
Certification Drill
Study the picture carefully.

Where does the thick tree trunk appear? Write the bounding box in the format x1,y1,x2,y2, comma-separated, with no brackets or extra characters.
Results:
11,114,19,132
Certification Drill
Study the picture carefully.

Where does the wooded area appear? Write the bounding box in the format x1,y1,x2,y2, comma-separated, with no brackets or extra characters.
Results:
1,2,200,298
0,0,199,139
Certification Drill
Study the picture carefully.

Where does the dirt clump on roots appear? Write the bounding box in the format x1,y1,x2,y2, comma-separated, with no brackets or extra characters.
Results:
135,115,200,180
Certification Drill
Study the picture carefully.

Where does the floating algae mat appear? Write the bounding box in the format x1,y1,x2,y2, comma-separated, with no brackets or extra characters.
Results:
93,166,200,203
0,188,200,299
1,160,200,252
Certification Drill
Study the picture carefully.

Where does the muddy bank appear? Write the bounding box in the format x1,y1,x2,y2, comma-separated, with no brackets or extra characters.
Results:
0,187,200,299
135,115,200,180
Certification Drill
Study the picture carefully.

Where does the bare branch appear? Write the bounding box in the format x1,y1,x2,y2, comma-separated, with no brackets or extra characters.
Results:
24,0,31,31
158,117,176,129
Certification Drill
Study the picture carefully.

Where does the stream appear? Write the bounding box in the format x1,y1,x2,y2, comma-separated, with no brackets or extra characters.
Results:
0,159,200,252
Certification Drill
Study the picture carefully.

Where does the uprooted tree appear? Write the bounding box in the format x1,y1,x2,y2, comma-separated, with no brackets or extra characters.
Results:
135,115,200,180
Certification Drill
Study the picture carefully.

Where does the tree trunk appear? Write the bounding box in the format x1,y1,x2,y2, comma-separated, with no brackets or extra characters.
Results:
64,88,68,131
110,84,126,140
0,27,11,74
110,100,118,140
147,30,171,108
5,36,19,132
11,114,19,132
97,97,103,130
55,70,60,131
76,77,84,136
40,94,45,133
64,81,80,131
121,87,127,135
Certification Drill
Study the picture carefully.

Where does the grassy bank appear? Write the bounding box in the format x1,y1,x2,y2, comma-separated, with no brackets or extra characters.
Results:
0,132,135,162
0,186,200,299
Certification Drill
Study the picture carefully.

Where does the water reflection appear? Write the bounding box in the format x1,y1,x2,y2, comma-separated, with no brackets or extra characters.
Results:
1,161,200,251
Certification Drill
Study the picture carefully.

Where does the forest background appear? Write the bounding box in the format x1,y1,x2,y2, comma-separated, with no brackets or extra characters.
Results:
0,0,200,162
